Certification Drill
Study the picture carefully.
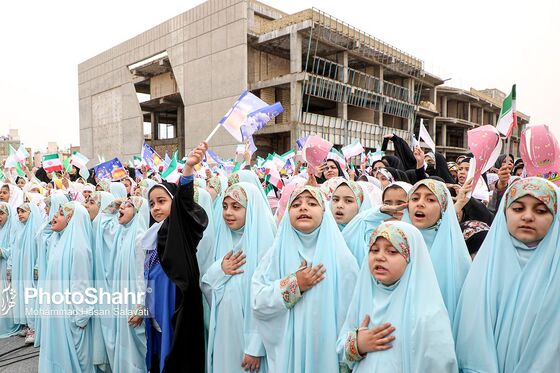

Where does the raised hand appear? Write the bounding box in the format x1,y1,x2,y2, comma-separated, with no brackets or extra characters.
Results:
183,142,208,176
413,146,425,169
221,250,246,275
295,260,326,292
356,314,395,354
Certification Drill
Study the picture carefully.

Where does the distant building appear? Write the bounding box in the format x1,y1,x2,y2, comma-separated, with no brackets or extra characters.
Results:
0,129,21,162
79,0,529,161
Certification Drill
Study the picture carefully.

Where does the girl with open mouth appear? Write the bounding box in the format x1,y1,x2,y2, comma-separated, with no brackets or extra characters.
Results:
404,179,471,325
252,185,359,373
338,221,457,372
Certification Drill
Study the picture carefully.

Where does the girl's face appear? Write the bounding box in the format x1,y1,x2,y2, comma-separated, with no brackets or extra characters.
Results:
331,185,359,225
383,187,408,221
83,198,100,221
376,173,391,189
458,162,470,185
51,208,69,232
123,179,132,194
514,167,523,177
17,208,30,224
83,190,92,200
408,185,442,229
450,170,458,180
17,178,26,189
222,196,246,231
368,237,408,286
95,184,103,191
324,161,339,180
506,195,554,246
0,211,7,226
0,187,10,202
118,200,135,225
149,187,172,223
134,188,142,197
289,191,323,233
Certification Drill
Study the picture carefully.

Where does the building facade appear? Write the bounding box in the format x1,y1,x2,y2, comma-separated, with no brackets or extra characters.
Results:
78,0,528,162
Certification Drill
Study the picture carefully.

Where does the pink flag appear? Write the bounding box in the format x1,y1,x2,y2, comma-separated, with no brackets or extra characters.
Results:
520,124,560,185
302,135,333,173
468,125,502,189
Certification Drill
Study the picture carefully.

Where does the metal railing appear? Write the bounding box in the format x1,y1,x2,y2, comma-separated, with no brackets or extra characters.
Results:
300,112,411,148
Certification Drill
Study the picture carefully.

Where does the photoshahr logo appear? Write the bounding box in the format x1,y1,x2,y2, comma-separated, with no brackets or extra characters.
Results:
0,284,16,316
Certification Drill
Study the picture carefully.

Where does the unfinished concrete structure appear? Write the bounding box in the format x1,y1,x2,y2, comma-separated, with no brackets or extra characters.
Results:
435,87,529,160
78,0,527,162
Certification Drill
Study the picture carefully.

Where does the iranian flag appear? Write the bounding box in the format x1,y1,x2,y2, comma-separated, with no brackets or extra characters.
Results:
341,140,365,159
42,153,63,173
264,165,284,190
496,84,517,137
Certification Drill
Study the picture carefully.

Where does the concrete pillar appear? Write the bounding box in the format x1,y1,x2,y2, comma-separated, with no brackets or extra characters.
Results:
467,102,471,122
480,108,485,125
378,66,384,126
442,123,447,147
337,52,349,145
405,78,414,133
430,86,436,105
151,112,159,140
290,31,303,124
176,106,184,157
442,96,448,117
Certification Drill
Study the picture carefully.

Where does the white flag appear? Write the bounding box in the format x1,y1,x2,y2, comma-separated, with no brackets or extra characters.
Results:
419,119,436,154
411,134,419,149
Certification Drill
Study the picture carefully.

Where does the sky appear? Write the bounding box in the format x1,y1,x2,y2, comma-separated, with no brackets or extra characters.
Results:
0,0,558,152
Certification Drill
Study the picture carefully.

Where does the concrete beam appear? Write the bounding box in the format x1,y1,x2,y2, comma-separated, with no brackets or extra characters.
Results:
248,72,306,91
257,21,313,44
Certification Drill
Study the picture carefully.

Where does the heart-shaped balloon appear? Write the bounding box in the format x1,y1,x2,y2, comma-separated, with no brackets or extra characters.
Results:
520,124,560,185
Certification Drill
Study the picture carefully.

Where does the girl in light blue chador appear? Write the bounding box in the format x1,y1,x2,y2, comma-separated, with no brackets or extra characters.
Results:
337,221,458,372
12,202,42,343
38,202,94,373
86,191,117,371
252,185,359,373
322,177,373,231
34,193,69,347
0,202,20,338
454,177,560,373
228,170,269,209
202,182,276,373
207,174,228,231
404,179,471,325
108,196,149,373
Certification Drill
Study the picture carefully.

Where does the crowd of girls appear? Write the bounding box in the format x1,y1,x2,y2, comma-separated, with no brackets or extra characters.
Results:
0,132,556,373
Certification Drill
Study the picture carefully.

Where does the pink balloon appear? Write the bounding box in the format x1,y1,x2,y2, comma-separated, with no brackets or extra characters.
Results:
520,125,560,185
302,136,333,172
468,125,501,188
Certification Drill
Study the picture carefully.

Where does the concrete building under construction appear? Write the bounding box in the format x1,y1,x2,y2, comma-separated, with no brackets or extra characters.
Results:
78,0,528,162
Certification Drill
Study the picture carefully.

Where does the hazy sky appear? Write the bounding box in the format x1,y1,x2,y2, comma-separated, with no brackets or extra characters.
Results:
1,0,558,152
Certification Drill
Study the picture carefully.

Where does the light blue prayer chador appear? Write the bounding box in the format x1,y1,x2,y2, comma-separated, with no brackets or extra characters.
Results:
252,185,359,373
403,179,471,325
208,175,228,231
34,193,69,347
341,207,392,265
202,182,276,373
38,202,94,373
12,203,42,328
322,177,373,231
109,196,149,372
337,221,458,372
110,182,127,199
0,202,21,337
89,191,117,371
454,178,560,373
228,170,269,209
